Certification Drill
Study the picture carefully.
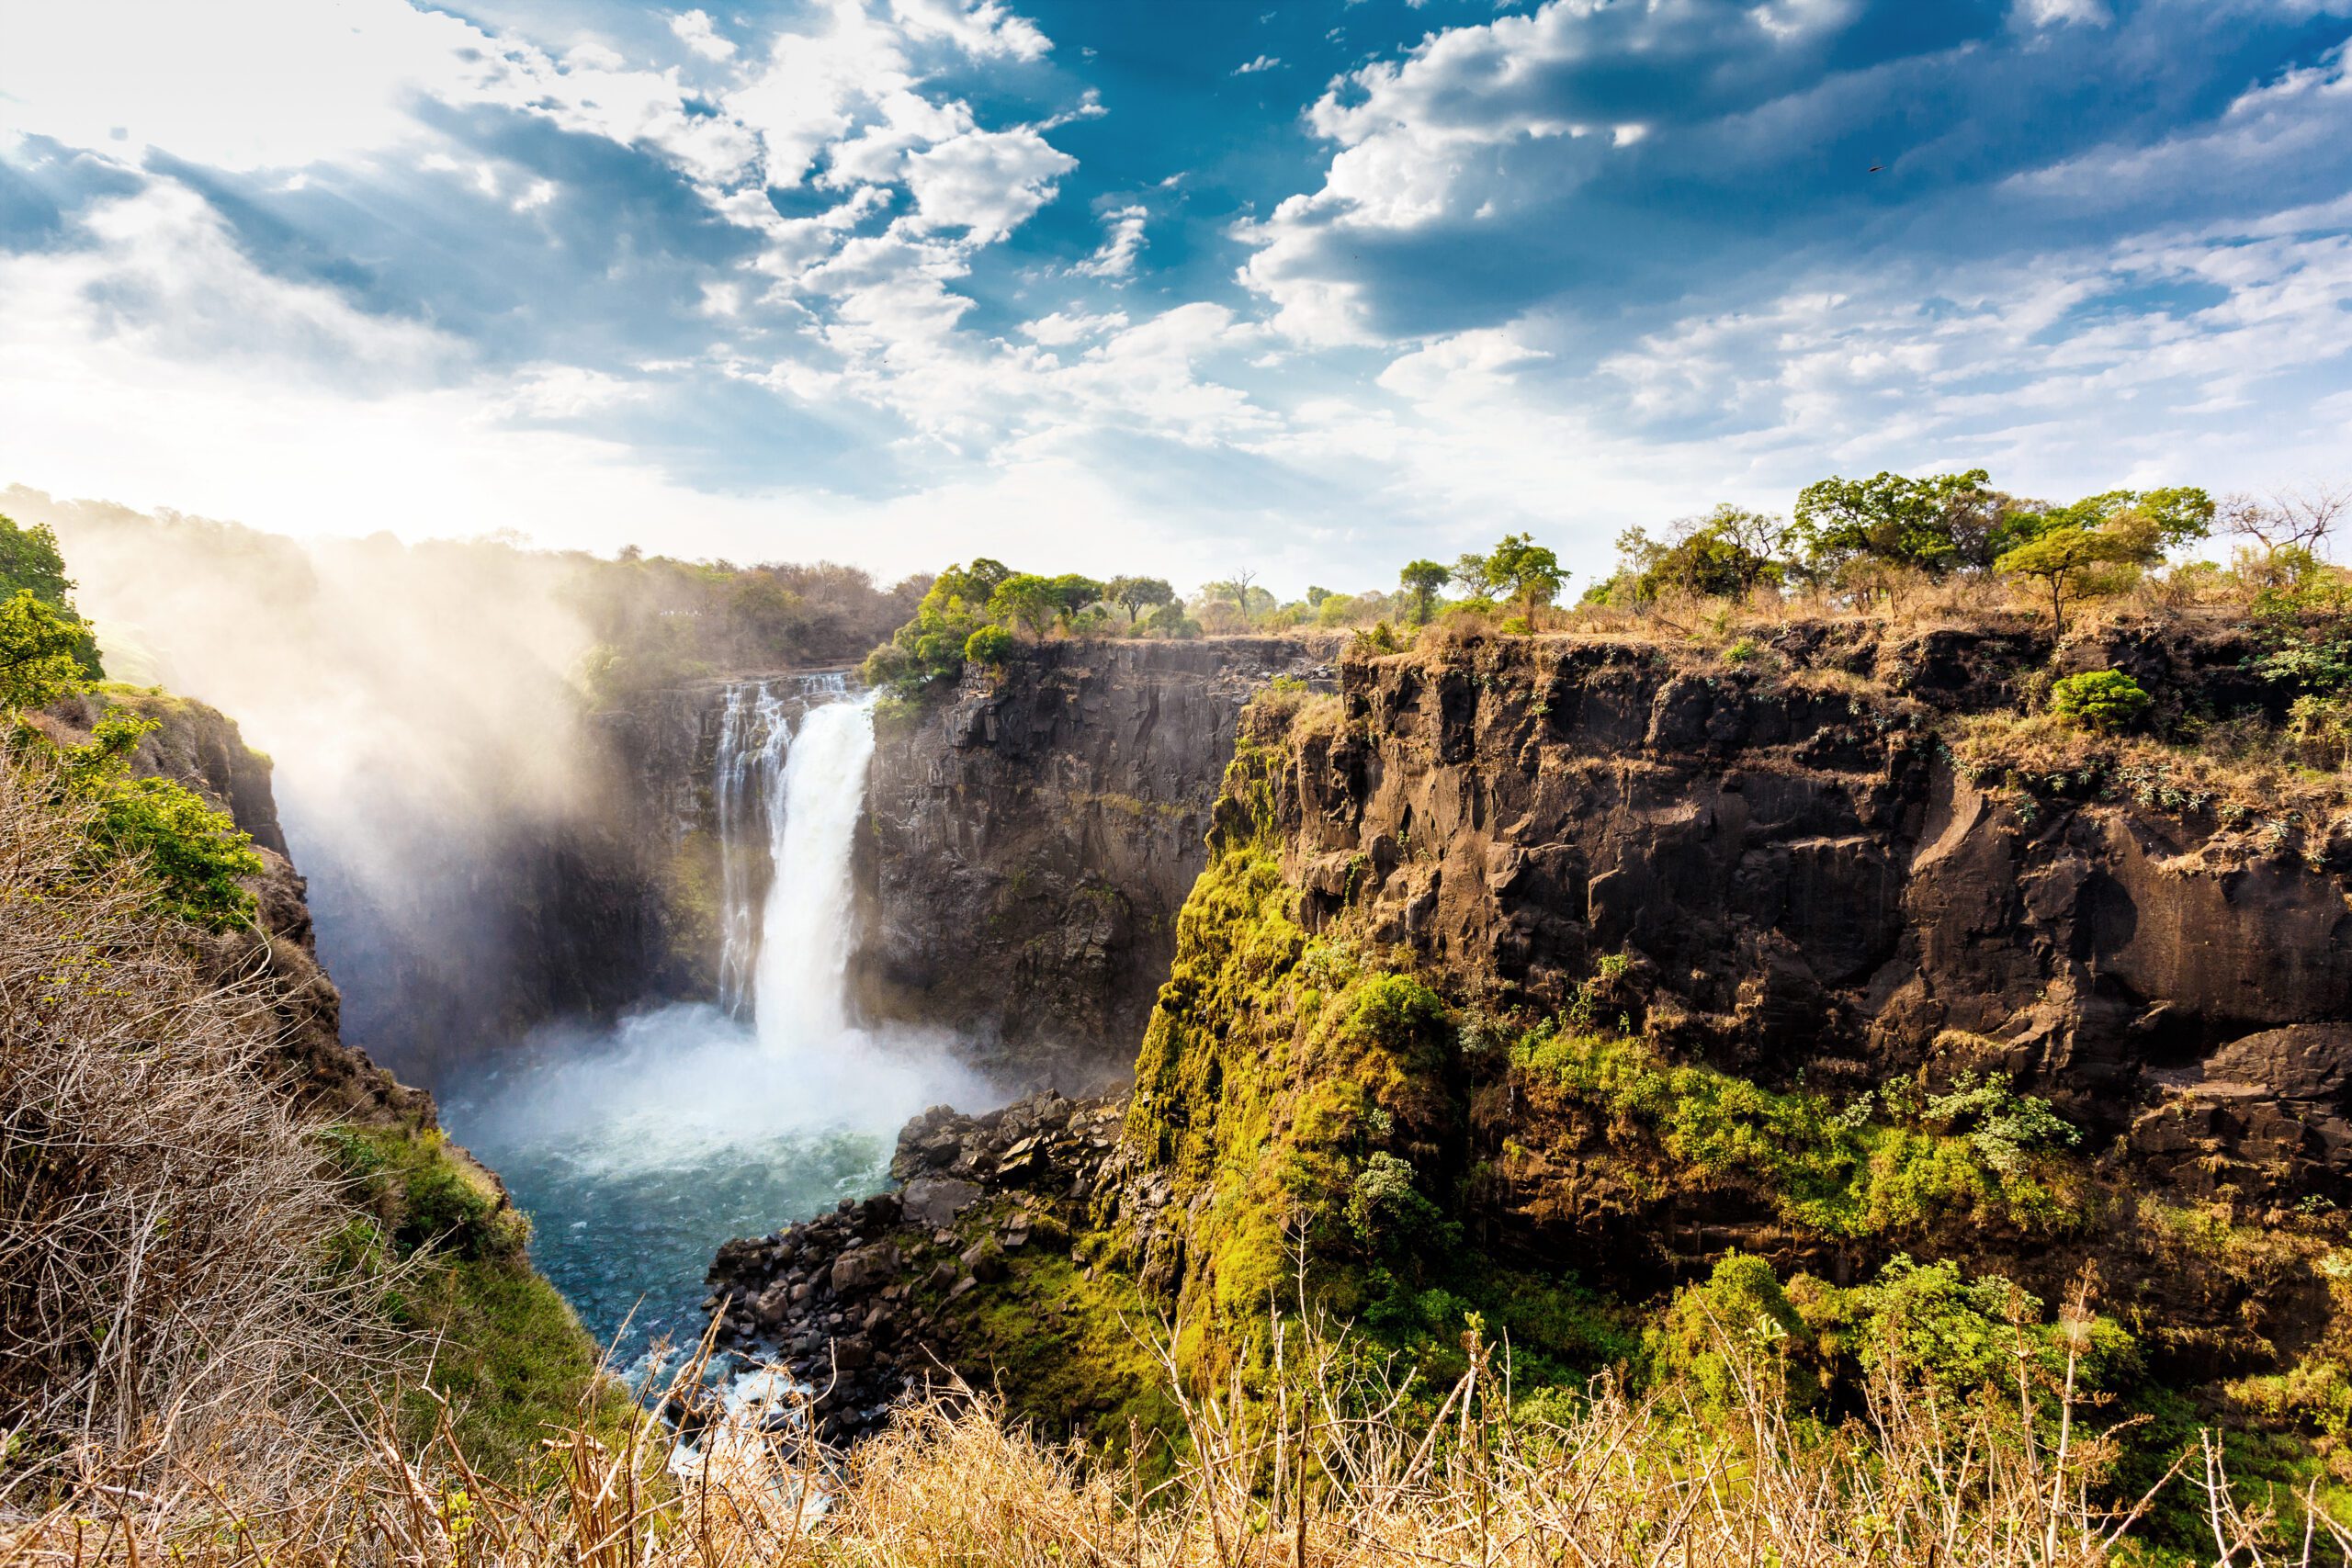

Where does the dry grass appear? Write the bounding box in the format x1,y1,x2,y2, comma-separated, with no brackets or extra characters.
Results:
0,754,399,1503
5,1292,2341,1568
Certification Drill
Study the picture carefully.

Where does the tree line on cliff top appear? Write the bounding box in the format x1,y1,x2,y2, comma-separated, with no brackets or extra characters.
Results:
856,468,2349,697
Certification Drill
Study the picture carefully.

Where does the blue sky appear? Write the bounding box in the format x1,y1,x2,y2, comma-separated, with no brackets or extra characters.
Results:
2,0,2349,593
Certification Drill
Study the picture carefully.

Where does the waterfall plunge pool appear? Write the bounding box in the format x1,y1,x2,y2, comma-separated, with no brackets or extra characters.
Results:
437,1004,984,1362
436,684,995,1367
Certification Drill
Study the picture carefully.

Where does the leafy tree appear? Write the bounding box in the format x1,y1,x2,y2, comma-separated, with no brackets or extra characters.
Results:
863,558,1016,691
0,513,103,679
1141,604,1201,639
1305,585,1333,610
1619,505,1791,602
1995,516,2162,637
988,573,1063,638
2007,488,2213,556
1046,573,1104,627
1398,559,1450,624
1793,468,1997,579
1453,533,1566,607
2048,671,2152,731
0,589,90,709
1104,575,1176,625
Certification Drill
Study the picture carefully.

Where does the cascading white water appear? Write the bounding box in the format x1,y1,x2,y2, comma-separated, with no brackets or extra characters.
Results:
712,682,787,1016
751,691,875,1050
711,673,866,1037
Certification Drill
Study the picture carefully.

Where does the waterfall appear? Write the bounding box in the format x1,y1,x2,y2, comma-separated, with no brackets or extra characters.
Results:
711,673,870,1047
712,683,786,1015
750,691,875,1051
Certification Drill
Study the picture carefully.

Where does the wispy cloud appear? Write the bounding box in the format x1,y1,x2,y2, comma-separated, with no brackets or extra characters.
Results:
1074,205,1148,278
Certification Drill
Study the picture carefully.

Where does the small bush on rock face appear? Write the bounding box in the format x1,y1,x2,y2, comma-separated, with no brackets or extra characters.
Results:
962,624,1016,668
1645,1253,1819,1410
2049,671,2150,730
1345,1151,1454,1255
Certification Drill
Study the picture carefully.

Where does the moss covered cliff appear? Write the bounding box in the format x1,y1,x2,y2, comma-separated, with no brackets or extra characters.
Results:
721,617,2352,1529
24,686,620,1472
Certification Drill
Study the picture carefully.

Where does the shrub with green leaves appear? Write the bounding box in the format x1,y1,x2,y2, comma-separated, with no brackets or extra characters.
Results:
2049,671,2150,730
62,713,264,929
1645,1253,1820,1410
963,623,1017,667
1346,1151,1455,1255
0,589,93,710
1924,1070,2079,1177
0,513,103,681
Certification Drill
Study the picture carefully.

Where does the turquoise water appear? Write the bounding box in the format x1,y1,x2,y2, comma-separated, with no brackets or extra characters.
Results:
437,1002,987,1364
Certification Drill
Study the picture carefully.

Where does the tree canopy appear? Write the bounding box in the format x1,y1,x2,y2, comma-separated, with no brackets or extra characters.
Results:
1453,533,1567,607
0,513,103,680
1792,469,2006,578
0,590,91,710
1105,575,1176,624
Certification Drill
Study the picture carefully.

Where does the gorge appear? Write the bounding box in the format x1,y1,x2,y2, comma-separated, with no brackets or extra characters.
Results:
27,502,2352,1532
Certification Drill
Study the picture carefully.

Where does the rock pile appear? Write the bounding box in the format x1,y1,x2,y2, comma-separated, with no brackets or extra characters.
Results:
704,1089,1128,1440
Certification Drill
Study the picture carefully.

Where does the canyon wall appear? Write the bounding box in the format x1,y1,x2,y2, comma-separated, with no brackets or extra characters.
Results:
713,617,2352,1450
850,637,1328,1087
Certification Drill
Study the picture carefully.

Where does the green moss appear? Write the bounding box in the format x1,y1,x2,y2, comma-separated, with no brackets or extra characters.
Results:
1510,1027,2079,1239
397,1254,631,1475
322,1122,628,1473
921,1219,1182,1471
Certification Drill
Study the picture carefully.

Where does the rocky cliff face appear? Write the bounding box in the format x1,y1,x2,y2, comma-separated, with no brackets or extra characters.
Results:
39,687,427,1120
852,638,1327,1086
705,1090,1143,1446
1287,625,2342,1149
715,618,2352,1449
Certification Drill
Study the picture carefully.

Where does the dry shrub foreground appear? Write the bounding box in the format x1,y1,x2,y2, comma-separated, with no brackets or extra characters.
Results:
0,755,397,1500
5,1303,2347,1568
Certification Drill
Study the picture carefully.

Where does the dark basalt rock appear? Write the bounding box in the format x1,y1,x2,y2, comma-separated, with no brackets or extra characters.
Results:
852,639,1329,1088
1248,622,2352,1213
705,1089,1129,1443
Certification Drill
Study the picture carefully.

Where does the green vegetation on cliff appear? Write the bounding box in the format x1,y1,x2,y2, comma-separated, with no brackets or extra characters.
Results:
323,1122,624,1471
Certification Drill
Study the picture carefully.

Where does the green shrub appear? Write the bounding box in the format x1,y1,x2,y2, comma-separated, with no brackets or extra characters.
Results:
1346,1152,1454,1255
50,713,264,929
0,589,92,710
963,624,1017,667
2049,671,2150,730
1924,1070,2079,1177
1645,1253,1819,1410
